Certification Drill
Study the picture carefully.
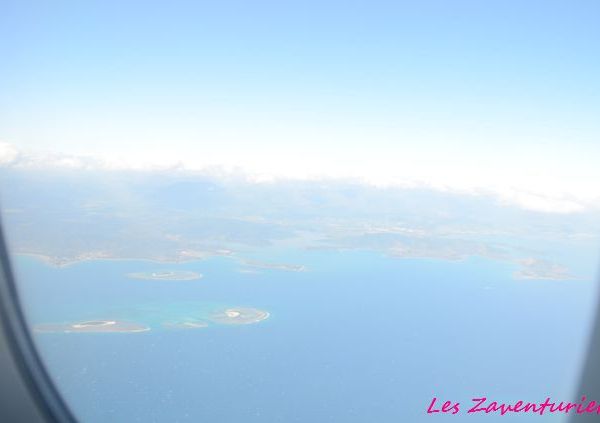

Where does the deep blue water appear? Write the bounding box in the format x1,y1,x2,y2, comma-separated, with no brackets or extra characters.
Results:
10,251,598,422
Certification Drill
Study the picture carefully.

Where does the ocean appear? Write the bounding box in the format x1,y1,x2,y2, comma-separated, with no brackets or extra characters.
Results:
10,250,597,422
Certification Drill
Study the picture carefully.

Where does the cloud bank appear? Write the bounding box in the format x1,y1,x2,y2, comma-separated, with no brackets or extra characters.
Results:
1,141,598,215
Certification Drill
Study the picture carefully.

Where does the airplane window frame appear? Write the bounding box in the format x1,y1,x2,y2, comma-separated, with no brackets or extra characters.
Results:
0,218,77,423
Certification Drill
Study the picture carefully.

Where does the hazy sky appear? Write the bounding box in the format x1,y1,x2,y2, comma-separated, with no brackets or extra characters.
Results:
1,1,599,211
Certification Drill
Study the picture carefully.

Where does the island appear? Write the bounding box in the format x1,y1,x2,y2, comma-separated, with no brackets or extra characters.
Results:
209,307,270,325
162,319,209,330
238,259,307,272
514,258,574,280
34,320,150,333
127,270,202,281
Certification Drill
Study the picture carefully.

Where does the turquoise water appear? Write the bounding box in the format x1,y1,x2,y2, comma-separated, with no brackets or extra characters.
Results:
10,251,597,422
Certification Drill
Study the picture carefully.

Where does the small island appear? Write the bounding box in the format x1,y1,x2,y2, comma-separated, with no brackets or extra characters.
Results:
127,270,202,281
239,260,306,272
34,320,150,333
209,307,270,325
162,319,209,330
514,258,573,281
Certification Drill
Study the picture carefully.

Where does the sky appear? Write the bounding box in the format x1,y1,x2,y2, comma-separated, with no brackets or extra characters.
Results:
1,0,600,212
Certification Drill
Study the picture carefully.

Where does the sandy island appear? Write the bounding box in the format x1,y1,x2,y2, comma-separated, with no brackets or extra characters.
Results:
238,260,307,272
127,270,202,281
162,319,209,330
209,307,270,325
34,320,150,333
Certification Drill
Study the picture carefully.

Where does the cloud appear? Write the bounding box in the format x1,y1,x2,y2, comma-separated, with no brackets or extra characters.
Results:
0,142,19,166
1,142,598,215
494,189,587,214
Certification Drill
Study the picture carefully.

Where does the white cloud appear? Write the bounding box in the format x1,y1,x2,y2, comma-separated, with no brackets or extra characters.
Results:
1,142,599,214
495,189,587,214
0,142,19,165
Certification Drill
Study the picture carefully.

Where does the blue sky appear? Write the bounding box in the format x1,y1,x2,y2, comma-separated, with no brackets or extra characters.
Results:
1,0,599,211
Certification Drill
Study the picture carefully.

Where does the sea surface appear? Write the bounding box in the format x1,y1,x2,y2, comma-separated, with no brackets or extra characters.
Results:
10,250,598,422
